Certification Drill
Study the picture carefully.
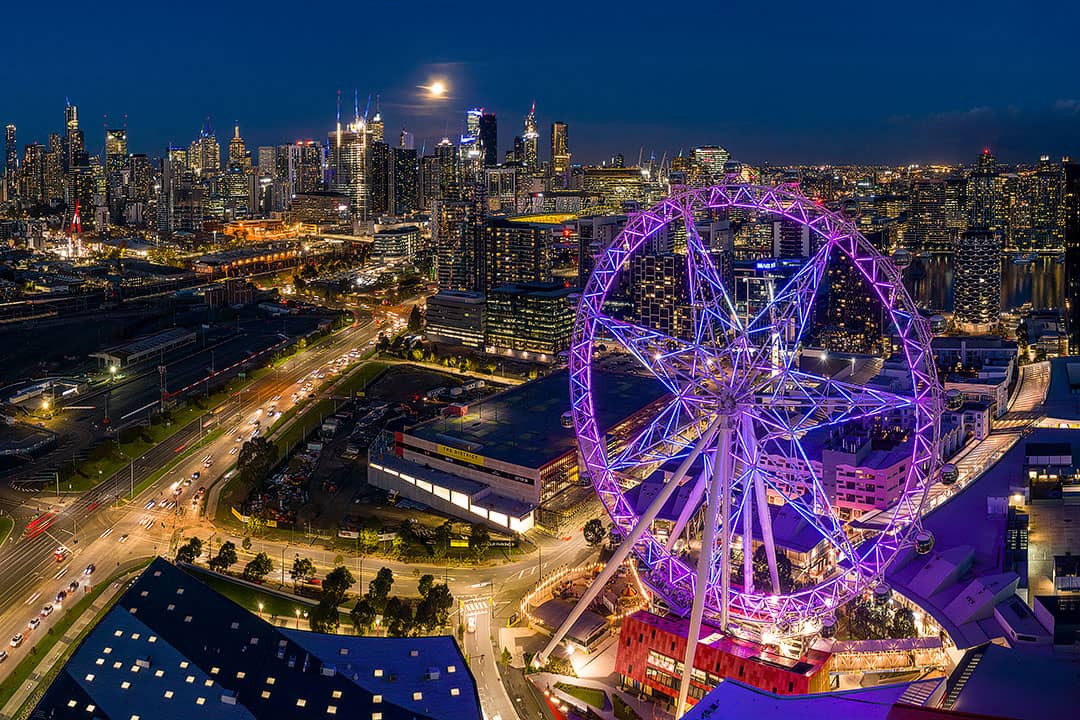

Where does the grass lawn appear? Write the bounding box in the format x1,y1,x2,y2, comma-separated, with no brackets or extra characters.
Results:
181,566,352,629
0,559,152,713
556,682,608,710
612,693,642,720
0,516,13,547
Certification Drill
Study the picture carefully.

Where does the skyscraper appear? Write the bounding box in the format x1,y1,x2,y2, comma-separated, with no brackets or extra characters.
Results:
522,103,539,172
479,112,497,167
189,117,221,177
227,123,249,171
967,149,998,229
551,121,570,175
390,146,418,215
64,100,83,171
4,124,15,200
1063,159,1080,352
693,146,730,181
104,128,127,174
953,228,1002,334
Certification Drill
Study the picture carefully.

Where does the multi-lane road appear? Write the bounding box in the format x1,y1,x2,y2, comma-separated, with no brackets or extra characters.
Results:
0,317,393,673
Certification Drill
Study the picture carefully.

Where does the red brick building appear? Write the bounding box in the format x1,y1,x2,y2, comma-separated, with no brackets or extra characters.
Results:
615,611,833,707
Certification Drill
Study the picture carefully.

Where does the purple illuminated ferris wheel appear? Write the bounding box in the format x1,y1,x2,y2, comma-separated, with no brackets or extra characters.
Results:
549,186,941,674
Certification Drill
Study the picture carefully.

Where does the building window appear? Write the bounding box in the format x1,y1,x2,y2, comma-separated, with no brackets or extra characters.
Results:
261,691,271,699
413,692,423,701
328,706,337,715
164,691,174,699
372,695,381,704
451,688,460,696
297,699,308,708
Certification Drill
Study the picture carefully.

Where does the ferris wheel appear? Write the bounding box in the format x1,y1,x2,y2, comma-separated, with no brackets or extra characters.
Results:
537,185,941,709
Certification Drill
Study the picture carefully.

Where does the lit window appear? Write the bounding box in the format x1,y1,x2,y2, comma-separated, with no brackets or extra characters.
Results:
176,588,184,595
196,698,206,706
84,674,95,682
130,665,140,673
236,671,246,679
95,659,104,666
204,679,214,687
373,714,383,720
164,691,174,699
148,636,157,643
103,647,112,654
180,661,189,669
372,695,381,703
210,667,220,675
113,662,122,669
297,699,307,708
113,631,123,637
131,633,140,640
328,706,337,715
184,616,192,623
67,700,78,708
121,682,130,689
155,670,164,677
261,691,271,699
373,669,383,677
87,705,96,712
447,665,456,673
451,688,460,696
413,692,423,701
131,715,140,720
266,677,276,685
333,690,343,699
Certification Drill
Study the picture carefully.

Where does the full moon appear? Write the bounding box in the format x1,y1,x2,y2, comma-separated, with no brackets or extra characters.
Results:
428,81,447,97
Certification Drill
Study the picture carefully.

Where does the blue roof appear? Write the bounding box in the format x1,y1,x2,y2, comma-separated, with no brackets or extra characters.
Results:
32,559,482,720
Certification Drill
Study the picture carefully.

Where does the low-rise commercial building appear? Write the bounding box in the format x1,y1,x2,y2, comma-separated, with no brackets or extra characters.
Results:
424,290,486,348
484,281,577,361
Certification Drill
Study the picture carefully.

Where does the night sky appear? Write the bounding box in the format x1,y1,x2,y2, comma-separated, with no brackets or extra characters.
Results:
5,1,1079,165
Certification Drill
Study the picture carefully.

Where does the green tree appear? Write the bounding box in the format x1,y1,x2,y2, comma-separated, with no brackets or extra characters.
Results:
175,537,203,564
500,647,512,665
469,524,490,560
241,536,252,551
418,574,435,599
237,437,277,490
433,521,453,558
752,545,794,593
582,518,606,546
890,606,917,638
309,602,339,633
322,566,356,607
209,541,238,572
291,556,316,589
408,305,423,332
242,552,273,582
368,567,395,610
351,596,378,634
384,596,414,637
356,527,379,555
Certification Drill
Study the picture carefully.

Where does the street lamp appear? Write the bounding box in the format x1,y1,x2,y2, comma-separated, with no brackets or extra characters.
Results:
109,365,118,382
295,609,300,628
258,602,264,616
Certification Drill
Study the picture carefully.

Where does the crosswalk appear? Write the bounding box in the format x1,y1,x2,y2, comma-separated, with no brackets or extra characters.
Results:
460,598,489,616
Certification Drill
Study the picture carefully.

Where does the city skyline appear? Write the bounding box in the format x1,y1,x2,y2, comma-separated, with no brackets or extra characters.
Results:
4,2,1080,165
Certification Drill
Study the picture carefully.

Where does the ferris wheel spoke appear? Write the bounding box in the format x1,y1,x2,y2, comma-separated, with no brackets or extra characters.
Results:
758,433,860,564
607,395,706,472
593,313,710,395
678,204,744,337
755,368,914,436
745,241,832,370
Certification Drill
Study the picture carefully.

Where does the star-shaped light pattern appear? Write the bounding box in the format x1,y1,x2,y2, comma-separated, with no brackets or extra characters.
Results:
569,185,941,634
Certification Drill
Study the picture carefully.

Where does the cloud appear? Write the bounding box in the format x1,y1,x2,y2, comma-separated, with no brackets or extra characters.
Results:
1055,98,1080,113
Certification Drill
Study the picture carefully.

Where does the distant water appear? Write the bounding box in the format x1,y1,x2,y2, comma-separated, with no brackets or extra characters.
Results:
902,255,1063,313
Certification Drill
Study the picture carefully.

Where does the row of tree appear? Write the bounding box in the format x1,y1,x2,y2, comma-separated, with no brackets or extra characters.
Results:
175,539,455,637
350,567,454,637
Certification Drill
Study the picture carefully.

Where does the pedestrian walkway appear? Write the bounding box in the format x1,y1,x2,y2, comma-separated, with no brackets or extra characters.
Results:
531,671,657,720
0,568,139,720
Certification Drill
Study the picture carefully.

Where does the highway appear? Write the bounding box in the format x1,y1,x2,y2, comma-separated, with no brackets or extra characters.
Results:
0,317,390,675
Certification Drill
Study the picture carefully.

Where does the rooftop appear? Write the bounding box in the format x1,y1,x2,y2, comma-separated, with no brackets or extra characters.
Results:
32,559,482,720
407,370,667,469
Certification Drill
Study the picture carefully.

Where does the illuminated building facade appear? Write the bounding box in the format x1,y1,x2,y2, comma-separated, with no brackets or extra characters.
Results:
485,280,576,357
953,227,1002,334
551,121,570,177
479,112,497,167
522,103,539,172
483,217,553,289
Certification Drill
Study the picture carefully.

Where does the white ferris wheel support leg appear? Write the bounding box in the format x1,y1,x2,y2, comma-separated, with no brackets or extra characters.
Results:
534,418,721,666
673,414,734,716
740,412,780,593
743,472,754,593
675,415,734,717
